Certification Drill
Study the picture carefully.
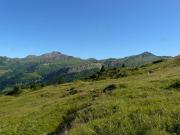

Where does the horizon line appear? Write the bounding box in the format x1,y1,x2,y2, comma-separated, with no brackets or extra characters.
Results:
0,51,176,60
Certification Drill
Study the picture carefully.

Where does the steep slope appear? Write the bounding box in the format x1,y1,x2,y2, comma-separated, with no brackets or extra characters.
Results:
0,57,179,135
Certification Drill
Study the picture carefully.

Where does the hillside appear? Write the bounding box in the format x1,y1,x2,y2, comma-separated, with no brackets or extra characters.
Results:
0,51,167,92
0,57,179,135
100,52,170,68
0,51,100,91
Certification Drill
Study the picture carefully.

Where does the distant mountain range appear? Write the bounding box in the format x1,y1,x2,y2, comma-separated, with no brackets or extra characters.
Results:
0,51,171,91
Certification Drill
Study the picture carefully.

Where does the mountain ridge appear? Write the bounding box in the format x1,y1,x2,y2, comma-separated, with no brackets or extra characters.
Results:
0,51,171,60
0,51,173,92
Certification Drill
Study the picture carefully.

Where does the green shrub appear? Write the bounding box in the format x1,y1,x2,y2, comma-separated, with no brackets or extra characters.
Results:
67,88,78,95
167,80,180,90
103,84,117,93
5,86,21,96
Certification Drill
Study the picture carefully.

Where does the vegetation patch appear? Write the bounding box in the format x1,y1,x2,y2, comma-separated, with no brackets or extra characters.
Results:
167,80,180,90
67,88,79,95
40,92,54,98
47,108,77,135
47,103,92,135
90,90,100,101
4,86,22,96
118,83,127,88
152,59,166,64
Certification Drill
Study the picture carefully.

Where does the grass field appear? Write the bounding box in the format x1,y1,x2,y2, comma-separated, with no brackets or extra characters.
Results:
0,58,180,135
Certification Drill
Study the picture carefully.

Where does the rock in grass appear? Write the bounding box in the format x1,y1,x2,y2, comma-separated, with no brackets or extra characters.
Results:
103,84,117,93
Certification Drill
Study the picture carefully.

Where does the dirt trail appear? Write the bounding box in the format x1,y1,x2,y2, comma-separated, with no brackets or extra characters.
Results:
47,103,92,135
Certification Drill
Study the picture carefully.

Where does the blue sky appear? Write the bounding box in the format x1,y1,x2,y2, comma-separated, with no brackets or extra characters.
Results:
0,0,179,59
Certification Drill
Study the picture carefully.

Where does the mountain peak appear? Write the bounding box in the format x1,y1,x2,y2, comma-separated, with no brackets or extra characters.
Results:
26,55,37,59
45,51,62,55
40,51,65,58
141,52,156,57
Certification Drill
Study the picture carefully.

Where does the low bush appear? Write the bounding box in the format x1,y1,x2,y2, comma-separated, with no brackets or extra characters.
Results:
5,86,22,96
103,84,117,93
67,88,78,95
167,80,180,90
152,59,165,64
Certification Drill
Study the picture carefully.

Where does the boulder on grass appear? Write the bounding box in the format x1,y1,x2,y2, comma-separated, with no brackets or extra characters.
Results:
103,84,117,94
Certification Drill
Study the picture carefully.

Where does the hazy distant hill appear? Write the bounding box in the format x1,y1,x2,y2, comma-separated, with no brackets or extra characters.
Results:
0,51,170,91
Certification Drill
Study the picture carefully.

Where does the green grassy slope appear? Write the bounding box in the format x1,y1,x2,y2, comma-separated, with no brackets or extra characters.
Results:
0,57,180,135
